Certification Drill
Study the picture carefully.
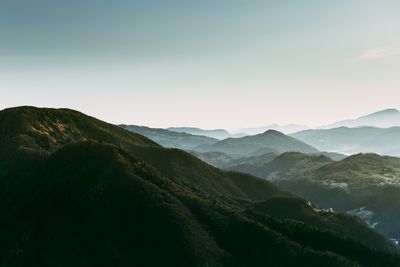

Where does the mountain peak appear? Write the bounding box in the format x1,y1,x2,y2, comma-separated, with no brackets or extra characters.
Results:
0,106,159,153
319,108,400,129
360,108,400,119
166,127,232,139
262,129,284,135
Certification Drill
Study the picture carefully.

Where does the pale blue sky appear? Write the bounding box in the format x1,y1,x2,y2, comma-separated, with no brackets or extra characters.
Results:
1,0,400,129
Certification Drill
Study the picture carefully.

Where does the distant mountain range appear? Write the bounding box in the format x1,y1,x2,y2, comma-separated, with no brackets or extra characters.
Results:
129,108,400,158
2,106,399,266
291,126,400,156
233,124,310,135
197,130,319,156
121,125,321,158
165,108,400,138
165,125,309,138
120,124,218,150
167,127,245,139
319,108,400,129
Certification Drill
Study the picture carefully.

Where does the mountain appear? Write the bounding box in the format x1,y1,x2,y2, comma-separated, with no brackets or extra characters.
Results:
198,130,319,156
1,106,400,266
320,109,400,129
234,124,309,135
189,151,345,170
314,152,347,161
188,151,243,169
226,152,400,244
167,127,245,139
189,151,278,169
228,152,333,182
272,153,400,245
120,124,218,150
291,126,400,156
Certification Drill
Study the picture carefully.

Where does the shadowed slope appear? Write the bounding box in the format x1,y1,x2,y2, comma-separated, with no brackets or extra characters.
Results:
2,141,400,267
1,107,400,266
228,152,332,181
276,153,400,241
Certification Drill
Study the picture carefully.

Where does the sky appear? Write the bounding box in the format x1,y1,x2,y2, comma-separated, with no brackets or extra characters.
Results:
1,0,400,130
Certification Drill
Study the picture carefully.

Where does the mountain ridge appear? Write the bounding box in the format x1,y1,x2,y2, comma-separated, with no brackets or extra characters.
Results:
167,127,244,139
290,126,400,156
1,106,400,266
198,129,319,156
319,108,400,129
233,124,309,135
120,124,218,150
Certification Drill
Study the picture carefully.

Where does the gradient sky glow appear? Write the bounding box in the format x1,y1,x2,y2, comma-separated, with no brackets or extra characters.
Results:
1,0,400,129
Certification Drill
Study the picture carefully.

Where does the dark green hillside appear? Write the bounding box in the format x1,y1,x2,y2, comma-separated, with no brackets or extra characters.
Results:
228,152,332,181
198,129,318,156
189,150,344,171
188,151,241,168
1,107,400,266
1,141,244,266
1,140,399,267
225,151,400,243
189,151,278,169
276,153,400,242
278,153,400,200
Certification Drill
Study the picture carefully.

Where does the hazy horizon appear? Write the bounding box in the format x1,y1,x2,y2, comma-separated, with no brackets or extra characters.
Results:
1,1,400,129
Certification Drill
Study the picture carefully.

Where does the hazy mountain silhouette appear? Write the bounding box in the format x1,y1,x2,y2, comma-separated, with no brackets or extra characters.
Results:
120,124,218,150
320,109,400,129
1,106,400,266
167,127,245,139
291,126,400,156
234,124,309,135
198,130,319,156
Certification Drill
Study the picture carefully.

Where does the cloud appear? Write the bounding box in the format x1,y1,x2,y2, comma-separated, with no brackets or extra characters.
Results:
358,46,400,61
